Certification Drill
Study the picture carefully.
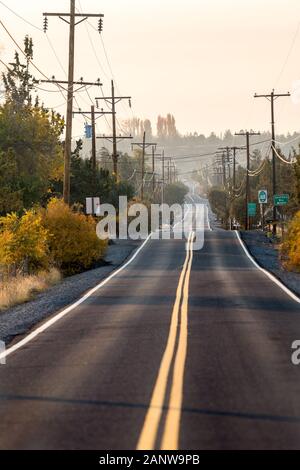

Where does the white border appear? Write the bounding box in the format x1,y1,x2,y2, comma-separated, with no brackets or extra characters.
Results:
235,230,300,304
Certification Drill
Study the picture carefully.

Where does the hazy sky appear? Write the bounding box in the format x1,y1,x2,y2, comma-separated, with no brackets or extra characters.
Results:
1,0,300,138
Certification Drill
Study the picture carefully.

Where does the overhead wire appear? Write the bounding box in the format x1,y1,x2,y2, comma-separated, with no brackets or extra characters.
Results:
272,145,297,165
0,1,42,31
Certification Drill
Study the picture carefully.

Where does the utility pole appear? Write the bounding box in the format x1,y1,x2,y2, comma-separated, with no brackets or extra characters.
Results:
43,2,104,204
162,150,165,205
151,151,163,193
96,80,132,178
73,107,113,171
219,145,245,230
219,146,246,190
152,145,155,192
232,146,246,190
132,135,157,200
167,158,172,184
215,150,226,187
91,105,96,171
235,131,261,230
221,152,226,187
172,162,176,183
218,147,232,183
254,89,290,234
141,132,146,200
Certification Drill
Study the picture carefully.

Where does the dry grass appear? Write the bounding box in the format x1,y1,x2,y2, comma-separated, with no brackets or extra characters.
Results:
0,268,62,311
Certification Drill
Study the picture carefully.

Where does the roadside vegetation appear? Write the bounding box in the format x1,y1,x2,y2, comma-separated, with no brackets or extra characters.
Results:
0,268,61,311
0,38,131,309
197,149,300,271
281,211,300,272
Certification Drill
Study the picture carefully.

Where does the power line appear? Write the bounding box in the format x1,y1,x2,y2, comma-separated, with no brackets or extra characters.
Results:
275,18,300,87
0,19,69,94
0,1,42,31
248,158,268,177
272,145,297,165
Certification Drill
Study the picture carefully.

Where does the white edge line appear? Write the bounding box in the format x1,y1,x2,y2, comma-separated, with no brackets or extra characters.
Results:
0,233,153,361
235,230,300,304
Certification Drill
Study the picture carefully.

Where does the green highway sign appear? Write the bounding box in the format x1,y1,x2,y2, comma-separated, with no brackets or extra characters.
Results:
274,194,289,206
248,203,257,217
258,189,268,204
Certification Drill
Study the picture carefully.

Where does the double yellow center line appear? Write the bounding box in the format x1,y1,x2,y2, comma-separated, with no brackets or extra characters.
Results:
136,231,195,450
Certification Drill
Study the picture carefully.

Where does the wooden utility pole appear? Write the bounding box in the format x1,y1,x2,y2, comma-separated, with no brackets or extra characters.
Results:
221,152,226,187
162,150,165,205
111,80,117,174
43,2,104,204
141,131,146,200
215,150,226,187
91,105,96,171
167,158,173,184
64,0,75,205
96,80,132,178
152,145,155,192
171,162,175,183
73,107,113,171
254,89,290,234
151,151,163,194
219,146,245,190
218,147,231,185
132,135,157,200
235,131,261,230
231,146,245,190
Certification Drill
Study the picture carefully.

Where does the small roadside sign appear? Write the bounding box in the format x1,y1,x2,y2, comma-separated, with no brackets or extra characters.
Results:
258,189,268,204
85,123,92,139
248,203,257,217
274,194,289,206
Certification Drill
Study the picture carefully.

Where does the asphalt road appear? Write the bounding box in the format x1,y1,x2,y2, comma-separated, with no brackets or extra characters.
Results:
0,197,300,450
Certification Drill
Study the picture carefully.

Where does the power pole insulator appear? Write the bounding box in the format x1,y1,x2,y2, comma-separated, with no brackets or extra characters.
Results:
43,17,48,33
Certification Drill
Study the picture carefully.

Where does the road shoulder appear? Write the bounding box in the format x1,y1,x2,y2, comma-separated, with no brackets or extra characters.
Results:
240,230,300,297
0,239,140,345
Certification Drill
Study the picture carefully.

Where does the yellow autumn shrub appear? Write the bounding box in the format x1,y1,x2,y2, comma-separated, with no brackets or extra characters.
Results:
42,198,107,274
0,210,49,270
281,211,300,272
0,199,107,277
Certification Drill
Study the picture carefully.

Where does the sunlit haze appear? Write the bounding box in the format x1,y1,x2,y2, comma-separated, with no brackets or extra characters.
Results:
1,0,300,138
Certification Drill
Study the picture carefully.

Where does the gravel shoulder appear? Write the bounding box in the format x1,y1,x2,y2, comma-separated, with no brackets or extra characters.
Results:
0,239,140,345
240,230,300,297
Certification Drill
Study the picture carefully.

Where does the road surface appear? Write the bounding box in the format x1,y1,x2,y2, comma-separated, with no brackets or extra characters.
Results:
0,196,300,450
